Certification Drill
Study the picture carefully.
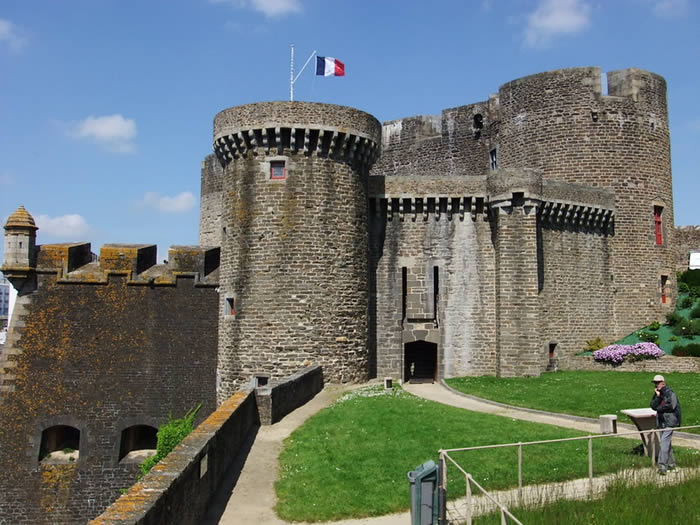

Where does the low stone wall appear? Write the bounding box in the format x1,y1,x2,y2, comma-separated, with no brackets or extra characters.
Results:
89,390,259,525
564,355,700,373
255,365,324,425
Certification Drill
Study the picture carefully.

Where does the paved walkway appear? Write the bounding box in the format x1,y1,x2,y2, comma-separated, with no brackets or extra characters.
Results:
203,381,700,525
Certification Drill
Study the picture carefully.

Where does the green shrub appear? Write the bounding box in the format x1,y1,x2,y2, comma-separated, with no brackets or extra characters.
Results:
679,269,700,287
678,282,689,293
673,319,691,336
692,319,700,335
666,311,682,326
648,320,660,331
690,286,700,299
584,337,606,352
671,343,700,357
669,335,679,342
636,330,658,343
680,296,694,309
690,305,700,319
140,404,201,478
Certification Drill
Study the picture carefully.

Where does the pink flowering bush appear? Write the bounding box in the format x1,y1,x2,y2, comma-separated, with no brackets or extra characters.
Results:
593,342,665,364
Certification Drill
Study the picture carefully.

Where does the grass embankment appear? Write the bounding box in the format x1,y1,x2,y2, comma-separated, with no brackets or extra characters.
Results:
475,474,700,524
275,385,700,522
445,371,700,434
616,291,700,351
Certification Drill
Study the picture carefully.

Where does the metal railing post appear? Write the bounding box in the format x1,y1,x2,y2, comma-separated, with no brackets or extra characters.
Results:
439,451,447,525
588,436,593,498
517,442,523,503
466,473,473,525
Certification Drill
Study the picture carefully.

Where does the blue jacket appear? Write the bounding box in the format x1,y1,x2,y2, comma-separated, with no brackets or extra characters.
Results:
650,385,681,428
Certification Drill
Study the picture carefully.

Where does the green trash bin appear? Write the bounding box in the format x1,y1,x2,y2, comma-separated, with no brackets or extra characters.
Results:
408,460,440,525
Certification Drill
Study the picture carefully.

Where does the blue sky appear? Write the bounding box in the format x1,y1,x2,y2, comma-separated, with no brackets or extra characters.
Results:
1,0,699,264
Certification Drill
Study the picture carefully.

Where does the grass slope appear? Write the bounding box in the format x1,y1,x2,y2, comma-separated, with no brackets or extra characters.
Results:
275,386,700,522
445,371,699,434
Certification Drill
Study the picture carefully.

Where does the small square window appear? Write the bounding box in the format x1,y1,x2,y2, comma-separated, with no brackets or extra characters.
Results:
270,160,286,180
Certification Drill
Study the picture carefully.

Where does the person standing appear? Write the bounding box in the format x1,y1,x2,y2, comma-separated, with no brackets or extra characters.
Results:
650,374,682,475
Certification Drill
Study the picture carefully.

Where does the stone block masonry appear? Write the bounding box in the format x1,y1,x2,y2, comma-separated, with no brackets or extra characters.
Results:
0,242,219,524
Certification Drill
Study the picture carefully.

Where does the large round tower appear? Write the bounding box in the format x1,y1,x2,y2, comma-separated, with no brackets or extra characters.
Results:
212,102,381,399
496,67,675,339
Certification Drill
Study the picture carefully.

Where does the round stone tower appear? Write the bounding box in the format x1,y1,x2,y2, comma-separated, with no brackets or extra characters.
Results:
496,67,675,339
212,101,381,399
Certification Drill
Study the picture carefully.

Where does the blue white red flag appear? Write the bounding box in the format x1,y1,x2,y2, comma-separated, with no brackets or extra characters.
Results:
316,56,345,77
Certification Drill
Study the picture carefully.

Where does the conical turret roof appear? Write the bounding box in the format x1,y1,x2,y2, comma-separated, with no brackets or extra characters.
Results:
4,205,38,230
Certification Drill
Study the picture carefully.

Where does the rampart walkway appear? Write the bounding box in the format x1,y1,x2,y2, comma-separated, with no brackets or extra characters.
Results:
203,381,700,524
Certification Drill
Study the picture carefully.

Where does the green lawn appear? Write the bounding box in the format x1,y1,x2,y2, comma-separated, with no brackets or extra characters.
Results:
475,474,700,524
275,385,700,522
445,371,700,434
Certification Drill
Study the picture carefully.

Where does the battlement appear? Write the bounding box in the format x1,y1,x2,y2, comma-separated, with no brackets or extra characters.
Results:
31,243,219,286
213,101,381,169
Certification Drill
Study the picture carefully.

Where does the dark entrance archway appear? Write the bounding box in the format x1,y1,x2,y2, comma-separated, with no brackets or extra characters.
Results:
404,340,437,383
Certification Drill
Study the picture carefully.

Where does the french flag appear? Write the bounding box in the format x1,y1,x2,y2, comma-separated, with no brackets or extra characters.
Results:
316,56,345,77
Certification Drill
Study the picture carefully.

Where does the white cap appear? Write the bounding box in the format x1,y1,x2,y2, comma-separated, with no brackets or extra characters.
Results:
652,374,665,383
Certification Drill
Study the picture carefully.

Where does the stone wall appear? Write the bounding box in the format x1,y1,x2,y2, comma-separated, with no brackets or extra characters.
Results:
369,176,498,380
675,226,700,271
199,153,224,247
0,244,219,524
565,355,700,373
89,390,258,525
255,364,323,425
539,222,614,363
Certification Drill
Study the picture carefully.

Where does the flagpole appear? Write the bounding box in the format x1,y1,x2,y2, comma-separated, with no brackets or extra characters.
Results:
290,44,295,101
289,47,317,102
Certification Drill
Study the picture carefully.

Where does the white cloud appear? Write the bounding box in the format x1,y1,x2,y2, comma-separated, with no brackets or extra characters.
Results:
210,0,301,17
70,114,137,153
0,18,28,52
36,214,92,240
651,0,689,18
524,0,591,48
140,192,196,213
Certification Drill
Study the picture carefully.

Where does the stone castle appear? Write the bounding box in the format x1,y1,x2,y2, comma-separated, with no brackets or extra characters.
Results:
1,66,699,523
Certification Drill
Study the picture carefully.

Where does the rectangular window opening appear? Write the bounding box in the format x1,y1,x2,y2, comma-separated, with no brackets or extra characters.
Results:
661,275,669,305
270,160,286,180
654,206,663,245
225,297,235,316
489,148,498,170
401,267,407,324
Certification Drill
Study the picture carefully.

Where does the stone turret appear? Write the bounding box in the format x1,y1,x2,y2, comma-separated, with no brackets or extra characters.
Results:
2,205,38,289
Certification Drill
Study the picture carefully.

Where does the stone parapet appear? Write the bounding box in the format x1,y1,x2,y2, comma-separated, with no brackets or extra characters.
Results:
254,365,323,425
89,391,258,525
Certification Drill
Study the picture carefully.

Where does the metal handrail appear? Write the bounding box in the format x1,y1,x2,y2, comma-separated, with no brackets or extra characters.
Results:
438,424,700,524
